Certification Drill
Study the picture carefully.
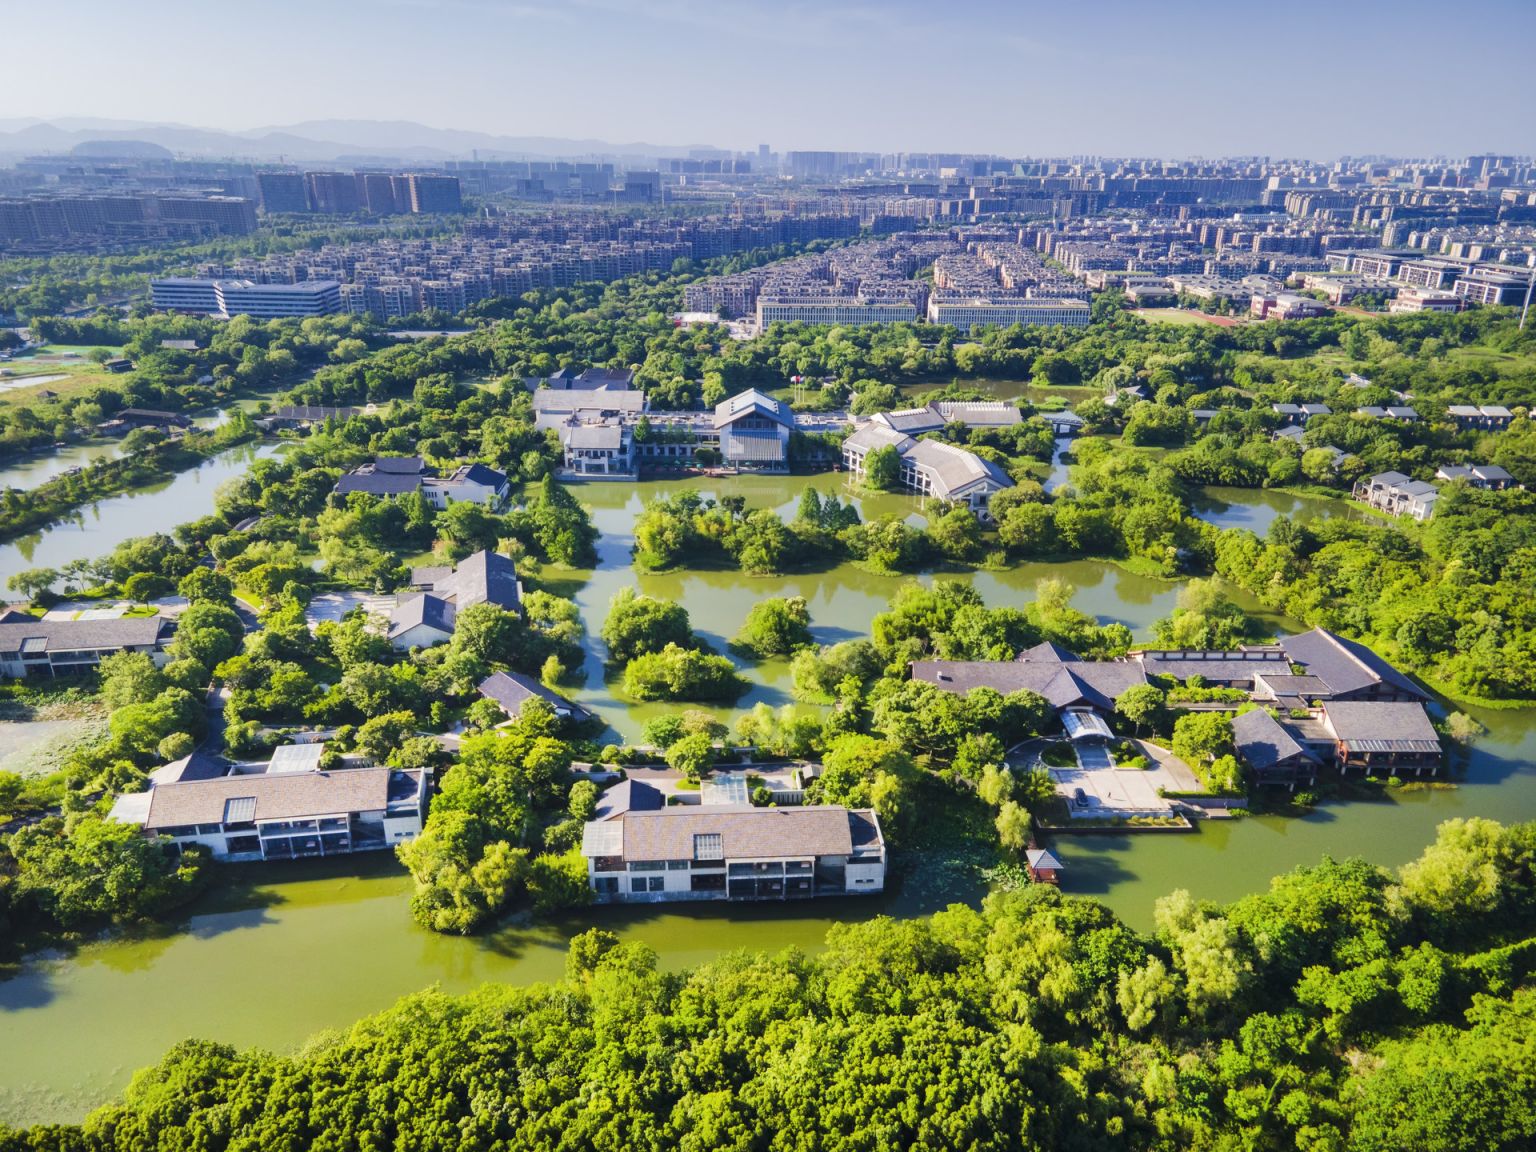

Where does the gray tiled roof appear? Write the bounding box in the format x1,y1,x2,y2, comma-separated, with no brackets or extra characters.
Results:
447,463,508,488
911,658,1147,711
336,472,423,497
1253,672,1333,700
0,615,168,656
1232,708,1316,771
477,670,589,721
575,367,635,389
144,767,406,829
844,423,914,453
603,805,869,862
593,779,664,820
1280,628,1426,699
374,456,424,474
388,593,456,639
902,439,1012,499
148,751,229,786
935,401,1023,428
435,550,521,613
1323,701,1440,750
1016,641,1078,663
874,405,946,435
565,423,625,450
533,389,646,416
1137,649,1290,683
713,388,793,430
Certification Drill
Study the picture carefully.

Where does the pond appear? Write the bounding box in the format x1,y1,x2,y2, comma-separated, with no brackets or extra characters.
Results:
0,468,1533,1128
547,473,1280,744
0,439,127,493
0,442,285,589
0,845,978,1125
0,373,70,394
1190,485,1365,535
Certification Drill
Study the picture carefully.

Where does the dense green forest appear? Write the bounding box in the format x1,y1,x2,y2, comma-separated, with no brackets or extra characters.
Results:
1,817,1531,1152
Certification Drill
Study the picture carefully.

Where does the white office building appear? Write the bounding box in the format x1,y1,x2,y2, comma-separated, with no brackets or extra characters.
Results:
926,297,1091,330
150,277,343,319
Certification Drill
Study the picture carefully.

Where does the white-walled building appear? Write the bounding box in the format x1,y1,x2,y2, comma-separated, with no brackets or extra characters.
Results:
757,297,920,327
842,422,1013,520
422,463,510,509
151,277,342,319
110,747,429,862
0,616,173,679
926,297,1090,330
580,780,885,902
389,549,523,650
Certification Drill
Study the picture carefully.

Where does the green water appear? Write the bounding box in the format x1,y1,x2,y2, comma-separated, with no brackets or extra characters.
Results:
550,473,1283,743
0,476,1533,1126
0,389,289,497
0,442,286,589
0,848,974,1125
1190,485,1367,536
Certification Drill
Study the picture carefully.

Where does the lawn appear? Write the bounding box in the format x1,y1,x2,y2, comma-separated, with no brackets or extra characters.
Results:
1130,308,1221,326
1443,345,1536,373
0,348,124,410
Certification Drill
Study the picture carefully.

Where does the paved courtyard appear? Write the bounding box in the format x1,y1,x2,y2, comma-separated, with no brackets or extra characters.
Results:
1047,740,1203,819
304,590,396,631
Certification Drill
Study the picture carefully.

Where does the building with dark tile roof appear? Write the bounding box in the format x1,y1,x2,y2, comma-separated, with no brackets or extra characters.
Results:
1321,700,1442,775
388,550,522,649
1231,708,1319,789
477,670,590,723
0,615,172,678
1279,627,1427,702
910,657,1147,713
580,801,885,902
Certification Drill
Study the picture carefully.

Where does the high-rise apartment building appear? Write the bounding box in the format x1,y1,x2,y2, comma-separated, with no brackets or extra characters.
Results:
405,174,463,214
356,172,402,214
256,172,309,214
305,172,361,214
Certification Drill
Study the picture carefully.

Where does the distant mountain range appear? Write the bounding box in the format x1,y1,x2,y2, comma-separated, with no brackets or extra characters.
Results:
0,118,718,162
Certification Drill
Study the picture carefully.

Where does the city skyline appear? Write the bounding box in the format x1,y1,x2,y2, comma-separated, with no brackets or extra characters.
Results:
6,0,1534,159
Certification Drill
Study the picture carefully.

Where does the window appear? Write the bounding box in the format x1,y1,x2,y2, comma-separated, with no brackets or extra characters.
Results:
594,877,618,895
631,860,666,872
631,878,649,893
666,860,689,871
648,876,665,892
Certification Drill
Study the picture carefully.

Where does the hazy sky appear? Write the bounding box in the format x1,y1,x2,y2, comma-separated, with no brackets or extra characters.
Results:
8,0,1535,157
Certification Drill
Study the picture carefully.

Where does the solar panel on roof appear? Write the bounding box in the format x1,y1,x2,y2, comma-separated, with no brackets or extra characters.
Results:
693,832,724,861
223,796,257,823
702,773,750,806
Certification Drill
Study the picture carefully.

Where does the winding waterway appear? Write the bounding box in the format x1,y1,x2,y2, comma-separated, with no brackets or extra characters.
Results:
0,472,1532,1126
0,388,290,497
0,442,284,589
